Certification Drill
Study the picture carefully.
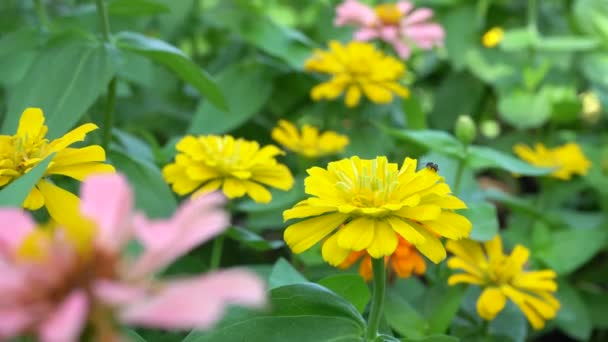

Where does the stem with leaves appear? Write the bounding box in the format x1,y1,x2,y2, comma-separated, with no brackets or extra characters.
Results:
95,0,116,151
366,257,386,341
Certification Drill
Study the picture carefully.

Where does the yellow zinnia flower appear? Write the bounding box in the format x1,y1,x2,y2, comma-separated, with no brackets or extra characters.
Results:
513,142,591,180
446,235,560,330
340,235,426,281
304,41,409,108
482,27,504,48
0,108,114,225
283,156,472,264
271,120,349,158
162,135,294,203
580,91,602,124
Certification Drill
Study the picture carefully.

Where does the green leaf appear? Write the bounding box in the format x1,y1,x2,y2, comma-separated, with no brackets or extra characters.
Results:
466,146,552,175
536,227,607,275
443,5,477,70
226,226,284,251
268,257,308,289
108,149,177,218
189,62,275,134
497,91,551,130
108,0,170,16
402,335,459,342
124,329,147,342
429,71,484,131
461,201,499,241
384,289,429,339
383,128,466,160
555,281,592,341
582,291,608,329
318,274,371,314
581,52,608,88
114,31,226,111
3,35,118,139
0,154,54,207
422,285,466,334
403,95,427,130
534,36,599,51
500,28,537,51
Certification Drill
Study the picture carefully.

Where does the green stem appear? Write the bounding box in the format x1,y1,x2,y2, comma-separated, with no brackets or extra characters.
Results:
34,0,49,31
476,0,490,28
209,235,225,270
527,0,538,34
452,147,468,196
101,77,117,151
191,0,201,58
95,0,112,42
366,257,386,341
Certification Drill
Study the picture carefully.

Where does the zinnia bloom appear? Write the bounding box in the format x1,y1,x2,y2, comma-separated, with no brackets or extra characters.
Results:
0,108,114,224
513,142,591,180
340,235,426,281
271,120,349,158
283,156,472,265
335,0,444,59
482,27,504,48
304,40,409,108
0,173,265,342
580,91,602,124
162,135,294,203
446,235,560,330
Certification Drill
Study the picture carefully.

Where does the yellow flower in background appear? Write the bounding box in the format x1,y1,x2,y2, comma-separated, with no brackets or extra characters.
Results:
513,142,591,180
446,235,560,330
163,135,294,203
283,156,471,265
0,108,114,225
340,235,426,281
580,91,602,124
304,40,409,107
482,27,504,48
271,120,349,158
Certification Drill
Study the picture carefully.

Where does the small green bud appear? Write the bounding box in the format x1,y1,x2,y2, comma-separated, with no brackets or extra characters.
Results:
480,120,501,139
455,115,477,144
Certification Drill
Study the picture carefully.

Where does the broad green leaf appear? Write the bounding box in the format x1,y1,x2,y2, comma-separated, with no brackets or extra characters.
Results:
226,226,284,251
344,125,396,159
0,154,54,207
443,5,477,70
383,128,466,160
318,274,371,314
429,71,484,131
4,35,118,139
534,36,599,51
555,281,592,341
466,146,551,175
384,289,429,339
497,91,551,130
500,28,537,51
403,95,427,130
461,201,499,241
487,301,527,342
268,257,308,289
536,227,607,275
108,0,170,16
582,291,608,329
465,48,519,90
189,62,275,134
114,31,226,111
423,285,466,334
108,149,177,218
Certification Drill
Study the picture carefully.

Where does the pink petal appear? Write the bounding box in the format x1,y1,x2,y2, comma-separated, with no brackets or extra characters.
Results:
93,280,146,306
0,308,33,339
403,8,434,25
335,0,377,27
130,192,228,277
81,173,134,253
120,269,266,330
404,23,445,48
39,290,88,342
390,39,412,59
397,1,414,15
0,265,26,293
354,28,379,41
0,209,35,254
379,26,399,41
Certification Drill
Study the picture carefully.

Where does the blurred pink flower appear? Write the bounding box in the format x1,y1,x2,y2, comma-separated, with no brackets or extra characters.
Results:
335,0,444,59
0,174,266,342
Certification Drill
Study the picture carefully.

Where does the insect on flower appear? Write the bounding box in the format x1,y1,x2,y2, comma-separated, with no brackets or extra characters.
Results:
425,162,439,172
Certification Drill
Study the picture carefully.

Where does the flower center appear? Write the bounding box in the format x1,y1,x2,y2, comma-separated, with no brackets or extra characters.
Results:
374,4,403,26
336,160,399,209
0,134,50,178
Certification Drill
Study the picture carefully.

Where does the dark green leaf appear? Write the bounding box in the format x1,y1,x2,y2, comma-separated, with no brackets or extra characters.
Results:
268,257,308,289
109,0,170,16
497,91,551,130
443,5,477,69
536,228,607,275
384,289,429,338
461,201,499,241
114,31,226,111
555,281,592,341
383,128,466,160
403,96,427,130
318,274,371,314
402,335,459,342
466,146,551,175
582,291,608,329
423,285,466,334
226,226,284,251
0,154,54,207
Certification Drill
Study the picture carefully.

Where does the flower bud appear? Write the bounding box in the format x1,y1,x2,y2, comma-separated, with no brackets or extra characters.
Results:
580,91,602,124
455,115,477,144
480,120,501,139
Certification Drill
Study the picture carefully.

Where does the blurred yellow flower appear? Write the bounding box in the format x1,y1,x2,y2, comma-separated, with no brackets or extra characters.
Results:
304,41,409,107
340,235,426,281
163,135,294,203
0,108,114,225
447,235,560,330
513,142,591,180
283,156,471,265
271,120,349,158
580,91,602,124
482,27,504,48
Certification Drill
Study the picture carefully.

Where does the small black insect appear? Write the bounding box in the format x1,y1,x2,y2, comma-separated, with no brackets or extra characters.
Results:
425,162,439,172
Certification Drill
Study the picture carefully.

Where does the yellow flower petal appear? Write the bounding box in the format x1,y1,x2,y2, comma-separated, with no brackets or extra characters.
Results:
23,186,45,210
338,217,376,251
284,213,348,254
386,216,425,245
477,287,506,320
322,233,351,266
366,219,398,258
243,180,272,204
48,123,98,152
447,273,484,285
16,107,46,140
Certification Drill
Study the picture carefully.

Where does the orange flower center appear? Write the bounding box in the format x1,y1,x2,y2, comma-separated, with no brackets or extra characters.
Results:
374,4,403,25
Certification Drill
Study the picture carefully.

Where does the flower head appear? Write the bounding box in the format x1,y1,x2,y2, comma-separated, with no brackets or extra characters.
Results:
340,235,426,281
163,135,294,203
513,142,591,180
446,235,560,330
482,27,504,48
0,173,266,341
271,120,349,158
304,41,409,108
0,108,114,224
283,156,472,265
335,0,445,59
580,91,602,124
